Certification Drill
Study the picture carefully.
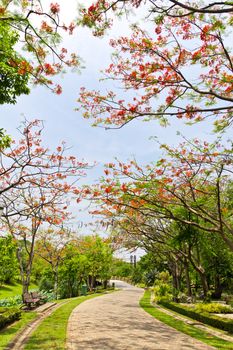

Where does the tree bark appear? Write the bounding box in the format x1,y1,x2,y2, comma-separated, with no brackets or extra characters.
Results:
184,260,192,298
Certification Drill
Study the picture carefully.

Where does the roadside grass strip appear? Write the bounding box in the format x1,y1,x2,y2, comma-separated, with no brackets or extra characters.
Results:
0,311,37,350
140,291,233,350
24,293,105,350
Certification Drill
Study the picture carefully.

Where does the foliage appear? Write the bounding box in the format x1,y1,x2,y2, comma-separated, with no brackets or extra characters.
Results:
37,290,55,302
84,139,233,258
0,295,22,307
0,0,80,95
159,300,233,333
58,249,89,298
79,235,113,291
140,290,233,350
194,303,233,314
79,0,233,36
0,128,11,149
0,236,18,285
38,269,54,293
111,258,133,278
131,265,143,284
0,307,21,330
78,1,233,132
0,22,30,104
35,227,73,298
154,271,172,302
0,119,89,296
36,234,114,299
0,311,37,350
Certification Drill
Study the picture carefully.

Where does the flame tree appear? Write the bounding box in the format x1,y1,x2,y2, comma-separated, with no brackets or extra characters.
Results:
78,1,233,132
0,0,80,98
0,119,89,295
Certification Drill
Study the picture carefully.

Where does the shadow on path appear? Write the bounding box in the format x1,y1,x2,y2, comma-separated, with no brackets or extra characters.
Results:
67,280,214,350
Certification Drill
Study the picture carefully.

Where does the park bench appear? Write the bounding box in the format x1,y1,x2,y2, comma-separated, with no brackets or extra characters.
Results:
31,291,47,303
23,292,40,309
23,292,46,309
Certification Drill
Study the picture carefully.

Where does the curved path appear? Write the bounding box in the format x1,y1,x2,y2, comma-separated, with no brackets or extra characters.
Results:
66,280,215,350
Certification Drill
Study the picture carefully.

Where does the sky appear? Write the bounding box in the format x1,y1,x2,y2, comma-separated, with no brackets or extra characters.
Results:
0,0,224,260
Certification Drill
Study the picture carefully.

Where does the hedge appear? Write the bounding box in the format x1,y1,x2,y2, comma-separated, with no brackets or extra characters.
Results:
159,301,233,333
0,306,21,330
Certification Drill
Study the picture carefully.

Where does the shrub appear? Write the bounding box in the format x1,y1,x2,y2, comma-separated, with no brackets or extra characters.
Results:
194,303,233,314
159,300,233,333
39,274,54,292
0,307,21,330
0,295,22,307
37,290,56,302
153,272,172,302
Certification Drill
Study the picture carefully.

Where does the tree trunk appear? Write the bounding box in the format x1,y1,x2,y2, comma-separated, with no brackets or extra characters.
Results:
184,260,192,298
88,275,92,291
212,275,223,299
199,271,209,298
188,247,209,298
170,261,181,302
53,265,59,299
16,245,29,298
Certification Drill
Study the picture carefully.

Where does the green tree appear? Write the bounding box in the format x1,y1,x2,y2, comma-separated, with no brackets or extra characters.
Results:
80,235,113,290
0,1,79,95
0,22,30,104
111,258,132,278
0,235,18,284
58,244,89,298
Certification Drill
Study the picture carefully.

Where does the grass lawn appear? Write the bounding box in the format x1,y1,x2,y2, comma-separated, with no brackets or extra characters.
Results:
24,293,105,350
0,282,37,299
0,311,37,350
140,291,233,350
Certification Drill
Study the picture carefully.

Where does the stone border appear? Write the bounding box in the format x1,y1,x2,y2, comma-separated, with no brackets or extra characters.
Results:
5,301,68,350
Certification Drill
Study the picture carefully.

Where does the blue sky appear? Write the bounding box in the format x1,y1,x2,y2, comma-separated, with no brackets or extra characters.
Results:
1,0,222,260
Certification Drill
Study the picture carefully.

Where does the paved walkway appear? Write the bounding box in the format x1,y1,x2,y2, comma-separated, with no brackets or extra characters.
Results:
66,280,215,350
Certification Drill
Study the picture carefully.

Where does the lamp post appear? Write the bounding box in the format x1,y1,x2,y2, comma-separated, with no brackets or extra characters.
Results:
130,254,137,268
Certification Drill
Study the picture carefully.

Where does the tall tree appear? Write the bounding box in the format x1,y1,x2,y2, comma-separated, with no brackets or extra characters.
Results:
0,119,89,295
0,1,79,96
35,227,72,298
85,139,233,251
78,1,233,132
0,235,18,285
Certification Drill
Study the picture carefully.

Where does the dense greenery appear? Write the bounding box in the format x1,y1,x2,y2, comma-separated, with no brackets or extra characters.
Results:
159,300,233,333
0,236,18,285
37,234,113,298
0,234,113,305
0,311,37,350
140,291,233,350
0,307,21,330
0,22,30,104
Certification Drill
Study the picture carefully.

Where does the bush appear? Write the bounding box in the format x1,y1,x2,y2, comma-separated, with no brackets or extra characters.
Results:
37,290,55,302
0,295,22,307
0,307,21,330
153,271,172,302
194,303,233,314
39,275,54,292
159,300,233,333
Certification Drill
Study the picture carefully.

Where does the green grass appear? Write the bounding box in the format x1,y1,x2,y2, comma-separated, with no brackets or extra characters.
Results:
0,282,37,299
140,291,233,350
0,311,37,350
24,293,105,350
